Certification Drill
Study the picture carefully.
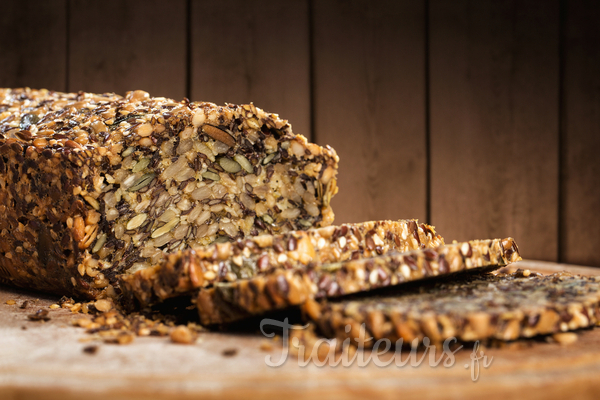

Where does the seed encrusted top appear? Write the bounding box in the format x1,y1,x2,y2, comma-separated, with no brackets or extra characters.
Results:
305,269,599,346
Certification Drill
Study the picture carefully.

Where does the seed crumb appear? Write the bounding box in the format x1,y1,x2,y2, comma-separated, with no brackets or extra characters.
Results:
259,340,273,351
5,300,16,305
94,299,113,313
170,325,197,344
552,332,578,345
222,348,238,357
49,304,61,309
19,300,30,309
83,345,99,355
27,309,50,321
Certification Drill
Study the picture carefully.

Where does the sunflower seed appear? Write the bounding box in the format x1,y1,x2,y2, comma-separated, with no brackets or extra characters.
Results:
83,196,100,210
127,213,148,230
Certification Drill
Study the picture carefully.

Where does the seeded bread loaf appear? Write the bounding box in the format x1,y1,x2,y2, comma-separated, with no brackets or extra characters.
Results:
195,237,521,325
0,88,338,298
120,219,444,309
303,269,599,346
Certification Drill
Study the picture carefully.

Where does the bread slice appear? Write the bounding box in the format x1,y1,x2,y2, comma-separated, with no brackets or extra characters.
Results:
0,88,338,299
196,237,520,325
303,269,598,346
120,219,444,308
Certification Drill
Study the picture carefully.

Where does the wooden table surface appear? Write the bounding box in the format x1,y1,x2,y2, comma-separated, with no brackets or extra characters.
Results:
1,260,600,400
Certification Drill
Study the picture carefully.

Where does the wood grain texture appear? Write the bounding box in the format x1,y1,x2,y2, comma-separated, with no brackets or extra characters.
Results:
190,0,311,138
68,0,186,99
561,0,600,267
429,0,559,260
312,0,427,225
0,0,67,91
1,261,600,400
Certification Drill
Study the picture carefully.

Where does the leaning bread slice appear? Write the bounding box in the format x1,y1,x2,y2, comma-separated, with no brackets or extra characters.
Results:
303,269,600,346
120,220,444,308
195,238,520,325
0,88,338,299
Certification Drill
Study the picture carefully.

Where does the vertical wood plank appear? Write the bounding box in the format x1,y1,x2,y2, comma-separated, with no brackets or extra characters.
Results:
312,0,427,224
429,0,559,260
561,0,600,267
0,0,67,91
69,0,186,99
191,0,311,139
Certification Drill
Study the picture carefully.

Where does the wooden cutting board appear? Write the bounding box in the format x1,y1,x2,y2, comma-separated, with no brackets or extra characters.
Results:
1,260,600,400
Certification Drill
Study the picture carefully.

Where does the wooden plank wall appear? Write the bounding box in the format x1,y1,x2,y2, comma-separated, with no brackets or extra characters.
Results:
429,0,559,262
0,0,599,267
312,0,427,224
561,0,600,266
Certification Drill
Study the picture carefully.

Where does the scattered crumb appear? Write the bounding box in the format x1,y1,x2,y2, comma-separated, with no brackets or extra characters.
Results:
21,326,27,330
222,348,238,357
552,332,578,345
83,345,99,355
103,332,135,345
259,340,274,351
49,304,60,309
170,325,197,344
19,300,30,309
27,309,50,321
5,300,16,305
94,299,113,313
73,318,92,328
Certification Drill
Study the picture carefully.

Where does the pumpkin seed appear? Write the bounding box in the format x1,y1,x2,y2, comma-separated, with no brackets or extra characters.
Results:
219,157,241,174
233,154,253,173
262,153,276,165
129,173,155,192
121,146,136,157
202,171,220,181
298,219,313,228
131,157,150,173
92,233,107,253
19,113,39,130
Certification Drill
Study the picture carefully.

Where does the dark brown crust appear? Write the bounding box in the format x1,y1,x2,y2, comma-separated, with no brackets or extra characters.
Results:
0,88,338,299
195,237,521,325
120,219,444,309
304,269,600,346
